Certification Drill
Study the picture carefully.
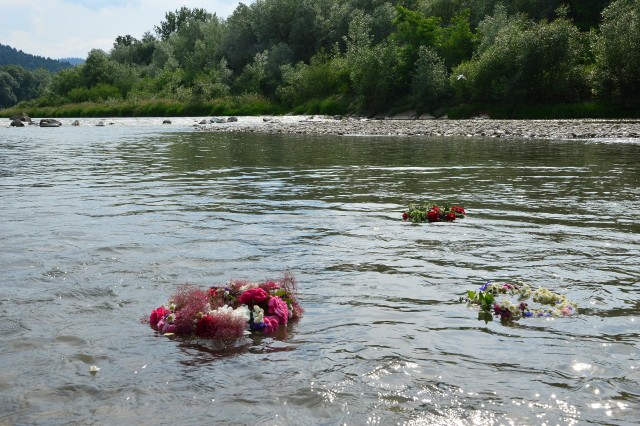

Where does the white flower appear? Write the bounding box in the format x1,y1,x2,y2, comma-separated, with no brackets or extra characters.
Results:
215,305,233,315
233,305,250,322
253,305,264,323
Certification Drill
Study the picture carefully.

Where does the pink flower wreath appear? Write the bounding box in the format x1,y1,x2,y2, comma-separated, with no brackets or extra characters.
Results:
148,274,303,340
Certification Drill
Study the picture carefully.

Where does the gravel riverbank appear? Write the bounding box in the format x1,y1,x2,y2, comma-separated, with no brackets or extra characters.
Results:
199,115,640,140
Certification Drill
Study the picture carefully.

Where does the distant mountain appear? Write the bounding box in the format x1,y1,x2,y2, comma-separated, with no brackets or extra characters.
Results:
59,57,85,66
0,43,75,72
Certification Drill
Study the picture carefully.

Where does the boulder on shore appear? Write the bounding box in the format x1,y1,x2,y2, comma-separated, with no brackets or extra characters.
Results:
10,112,31,123
39,118,62,127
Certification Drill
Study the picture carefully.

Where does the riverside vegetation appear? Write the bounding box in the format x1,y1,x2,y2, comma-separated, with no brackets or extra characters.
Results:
1,0,639,119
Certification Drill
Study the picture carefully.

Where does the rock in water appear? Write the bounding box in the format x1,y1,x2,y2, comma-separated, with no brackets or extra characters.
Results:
39,119,62,127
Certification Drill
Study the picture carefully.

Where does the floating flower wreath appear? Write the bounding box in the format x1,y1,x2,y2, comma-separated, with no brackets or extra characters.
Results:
465,281,577,322
402,204,466,223
149,274,303,340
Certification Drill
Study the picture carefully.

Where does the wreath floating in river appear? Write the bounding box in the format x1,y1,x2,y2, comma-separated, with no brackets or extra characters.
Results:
149,274,303,340
464,281,577,322
402,204,466,223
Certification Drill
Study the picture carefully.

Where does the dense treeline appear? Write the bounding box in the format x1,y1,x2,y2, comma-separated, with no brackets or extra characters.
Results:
3,0,640,117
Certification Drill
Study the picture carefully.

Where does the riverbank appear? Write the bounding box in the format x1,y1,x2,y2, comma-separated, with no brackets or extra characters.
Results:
5,114,640,140
199,115,640,140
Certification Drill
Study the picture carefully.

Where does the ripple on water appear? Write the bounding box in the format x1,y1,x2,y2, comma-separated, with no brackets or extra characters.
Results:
0,127,638,424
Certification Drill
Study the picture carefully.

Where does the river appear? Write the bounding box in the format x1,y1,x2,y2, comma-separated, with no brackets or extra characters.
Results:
1,118,638,425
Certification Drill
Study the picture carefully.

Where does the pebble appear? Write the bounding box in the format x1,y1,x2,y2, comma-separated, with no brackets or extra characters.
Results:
202,117,640,140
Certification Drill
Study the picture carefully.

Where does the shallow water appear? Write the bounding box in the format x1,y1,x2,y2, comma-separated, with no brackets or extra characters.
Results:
1,118,639,425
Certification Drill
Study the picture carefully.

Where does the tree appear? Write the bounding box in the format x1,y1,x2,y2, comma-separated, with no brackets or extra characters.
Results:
411,46,449,109
0,70,18,106
591,0,640,105
345,12,404,111
154,7,214,41
82,49,113,88
451,9,589,104
219,3,259,72
111,32,157,66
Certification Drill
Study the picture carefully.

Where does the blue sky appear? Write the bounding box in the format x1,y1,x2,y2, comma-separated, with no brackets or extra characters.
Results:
0,0,243,59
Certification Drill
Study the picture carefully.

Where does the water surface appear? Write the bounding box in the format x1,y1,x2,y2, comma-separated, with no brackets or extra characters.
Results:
1,119,638,425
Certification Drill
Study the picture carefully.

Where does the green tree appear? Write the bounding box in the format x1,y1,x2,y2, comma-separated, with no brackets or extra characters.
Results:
345,12,404,111
82,49,113,88
154,7,214,41
0,70,18,106
591,0,640,105
234,50,269,94
451,10,589,105
111,32,157,66
0,65,51,106
219,3,259,72
436,9,475,68
411,46,449,109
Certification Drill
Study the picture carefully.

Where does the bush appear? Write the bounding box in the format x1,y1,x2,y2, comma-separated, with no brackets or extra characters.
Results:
67,84,122,102
276,53,349,107
451,9,589,104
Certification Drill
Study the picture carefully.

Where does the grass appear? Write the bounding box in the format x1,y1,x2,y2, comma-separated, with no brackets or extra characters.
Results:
0,95,288,119
2,96,639,120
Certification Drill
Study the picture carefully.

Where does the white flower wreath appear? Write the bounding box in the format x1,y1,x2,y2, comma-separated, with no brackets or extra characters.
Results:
465,281,577,321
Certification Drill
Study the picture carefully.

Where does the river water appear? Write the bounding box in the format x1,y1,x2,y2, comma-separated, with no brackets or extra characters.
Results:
1,118,638,425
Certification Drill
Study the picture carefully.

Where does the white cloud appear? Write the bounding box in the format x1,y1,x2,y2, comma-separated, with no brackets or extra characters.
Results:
0,0,244,59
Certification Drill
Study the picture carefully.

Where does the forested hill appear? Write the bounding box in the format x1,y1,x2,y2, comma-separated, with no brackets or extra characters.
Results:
0,44,73,72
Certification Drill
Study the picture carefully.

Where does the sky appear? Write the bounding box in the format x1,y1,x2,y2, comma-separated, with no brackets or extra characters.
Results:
0,0,244,60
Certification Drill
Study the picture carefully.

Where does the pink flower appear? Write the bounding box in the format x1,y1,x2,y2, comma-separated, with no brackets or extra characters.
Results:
268,296,289,325
263,315,280,333
162,323,177,334
149,306,170,328
561,306,574,316
239,287,268,305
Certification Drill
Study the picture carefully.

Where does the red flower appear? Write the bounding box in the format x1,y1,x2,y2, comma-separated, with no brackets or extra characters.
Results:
451,205,466,216
149,306,170,328
402,212,408,221
445,212,456,222
427,210,440,222
195,315,216,337
239,287,268,305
